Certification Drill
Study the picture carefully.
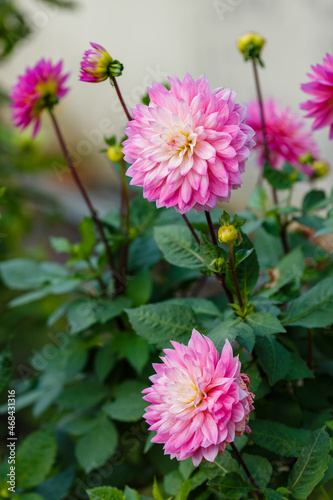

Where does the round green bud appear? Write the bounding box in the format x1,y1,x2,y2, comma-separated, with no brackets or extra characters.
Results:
237,32,265,58
107,145,123,163
218,225,238,245
313,160,329,179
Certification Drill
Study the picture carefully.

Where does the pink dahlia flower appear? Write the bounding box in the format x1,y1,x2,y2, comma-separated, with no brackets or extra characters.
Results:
79,42,123,83
123,73,255,214
246,97,319,173
143,330,254,466
10,59,69,137
301,53,333,139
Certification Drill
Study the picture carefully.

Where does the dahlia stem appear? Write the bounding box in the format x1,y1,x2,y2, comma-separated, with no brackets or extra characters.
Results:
181,214,200,246
48,110,123,294
230,442,261,496
252,59,269,166
205,211,217,245
229,243,244,309
110,76,132,122
307,328,313,369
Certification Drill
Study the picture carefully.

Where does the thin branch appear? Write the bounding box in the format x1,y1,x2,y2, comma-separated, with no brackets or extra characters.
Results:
182,214,200,246
205,211,217,245
230,442,261,498
110,76,132,122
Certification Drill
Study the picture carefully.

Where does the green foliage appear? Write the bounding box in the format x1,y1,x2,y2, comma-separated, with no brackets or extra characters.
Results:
16,429,57,489
103,380,147,422
209,472,256,499
250,420,311,457
0,345,12,394
154,225,205,270
87,487,125,500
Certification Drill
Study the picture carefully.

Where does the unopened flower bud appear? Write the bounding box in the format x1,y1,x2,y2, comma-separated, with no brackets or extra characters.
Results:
313,160,329,178
80,43,124,83
218,225,238,245
238,32,265,61
107,145,123,162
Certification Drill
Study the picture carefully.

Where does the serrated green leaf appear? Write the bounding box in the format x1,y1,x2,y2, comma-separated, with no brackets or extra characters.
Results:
50,236,72,253
16,429,57,489
256,336,291,385
241,454,272,489
199,233,227,272
175,479,193,500
263,489,285,500
111,332,150,374
0,346,12,394
166,297,222,317
285,353,314,380
164,471,183,495
103,380,147,422
87,487,125,500
288,427,330,499
262,247,304,298
154,225,205,270
208,472,256,499
126,303,196,347
250,420,311,457
200,450,240,478
208,317,254,353
246,312,285,336
282,277,333,328
264,163,292,190
79,217,96,256
248,186,268,211
76,416,118,472
94,342,117,381
126,269,153,307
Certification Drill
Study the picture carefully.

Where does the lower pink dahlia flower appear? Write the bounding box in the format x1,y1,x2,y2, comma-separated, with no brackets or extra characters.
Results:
10,59,69,136
143,330,254,466
246,97,318,173
123,73,255,214
301,53,333,139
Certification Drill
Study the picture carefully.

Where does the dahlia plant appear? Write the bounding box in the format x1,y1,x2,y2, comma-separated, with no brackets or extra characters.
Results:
0,30,333,500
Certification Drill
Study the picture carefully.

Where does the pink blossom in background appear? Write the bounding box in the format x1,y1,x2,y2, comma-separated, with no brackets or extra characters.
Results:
246,97,319,175
143,330,254,466
301,53,333,140
79,42,113,83
10,59,69,137
123,73,255,214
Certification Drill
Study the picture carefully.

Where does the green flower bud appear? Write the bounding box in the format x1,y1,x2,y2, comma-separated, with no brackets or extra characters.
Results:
218,225,238,245
107,144,123,162
237,32,265,62
313,160,329,179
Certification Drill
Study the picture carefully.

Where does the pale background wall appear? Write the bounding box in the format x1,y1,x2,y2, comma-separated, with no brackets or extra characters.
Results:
1,0,333,211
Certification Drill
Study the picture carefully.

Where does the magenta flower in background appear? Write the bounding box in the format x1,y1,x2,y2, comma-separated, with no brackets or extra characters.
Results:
123,73,255,214
10,59,69,137
143,330,254,466
301,53,333,140
246,97,318,175
79,42,123,83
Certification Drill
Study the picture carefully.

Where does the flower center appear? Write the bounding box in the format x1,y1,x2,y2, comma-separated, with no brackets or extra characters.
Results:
168,378,206,409
165,126,197,158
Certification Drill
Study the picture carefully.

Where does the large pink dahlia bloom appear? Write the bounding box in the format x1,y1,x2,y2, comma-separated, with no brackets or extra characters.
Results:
301,53,333,139
143,330,254,466
10,59,69,136
123,73,255,214
246,97,318,172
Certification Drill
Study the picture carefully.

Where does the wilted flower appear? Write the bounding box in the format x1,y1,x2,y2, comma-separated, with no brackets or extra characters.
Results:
301,53,333,139
246,97,318,174
142,330,254,466
79,42,123,83
10,59,69,136
123,73,255,214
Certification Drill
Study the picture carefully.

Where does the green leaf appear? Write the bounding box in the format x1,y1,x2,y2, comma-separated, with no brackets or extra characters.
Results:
126,303,196,347
256,336,291,385
245,312,286,336
262,247,304,297
68,297,132,333
200,450,240,478
124,485,141,500
58,380,108,410
35,466,74,500
153,477,164,500
87,487,125,500
164,471,183,495
76,416,118,472
103,380,147,422
208,472,256,499
263,489,285,500
0,258,44,290
302,190,326,212
16,429,57,489
208,317,255,353
154,225,205,270
0,346,12,394
285,353,314,380
94,343,117,381
166,297,222,317
50,236,72,253
248,186,268,211
175,479,193,500
111,332,150,374
14,495,45,500
226,231,259,296
126,269,153,307
282,277,333,328
288,427,330,499
241,454,272,489
250,420,311,457
264,163,292,190
79,217,96,256
199,233,227,272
